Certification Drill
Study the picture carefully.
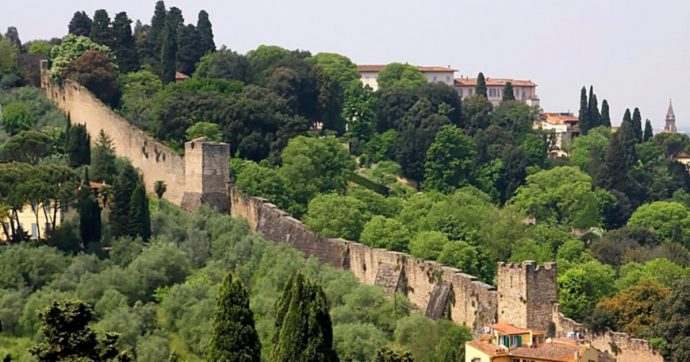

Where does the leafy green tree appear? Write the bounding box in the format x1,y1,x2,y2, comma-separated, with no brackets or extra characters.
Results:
360,216,411,251
272,272,338,362
627,201,690,242
423,125,476,193
600,99,611,127
632,107,643,143
68,11,93,37
596,114,637,192
66,124,91,168
1,101,31,135
194,48,251,83
409,231,449,260
91,130,117,183
475,72,487,97
570,126,610,173
196,10,215,55
68,49,120,107
28,40,53,58
1,130,52,164
376,347,413,362
578,86,590,134
0,38,18,77
49,34,114,80
79,168,101,246
304,194,369,240
510,166,604,229
343,82,378,153
111,12,140,73
377,63,426,90
176,24,202,75
437,241,481,276
375,86,419,132
234,161,297,214
154,180,167,202
653,276,690,361
90,9,112,47
311,52,359,88
29,299,129,361
141,1,167,71
120,70,163,129
502,81,514,101
185,121,222,142
557,260,616,321
460,94,493,133
643,119,653,142
129,183,151,241
207,272,261,361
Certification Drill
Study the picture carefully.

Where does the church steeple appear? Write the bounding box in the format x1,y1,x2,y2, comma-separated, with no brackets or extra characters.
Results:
664,99,677,133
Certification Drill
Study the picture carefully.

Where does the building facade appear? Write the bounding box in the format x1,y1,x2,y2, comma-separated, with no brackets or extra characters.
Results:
455,77,539,106
534,113,580,154
0,202,62,242
357,64,456,91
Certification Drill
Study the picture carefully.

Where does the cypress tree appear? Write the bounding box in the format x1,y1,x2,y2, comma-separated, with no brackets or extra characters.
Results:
159,9,181,83
91,130,117,184
502,82,515,101
147,1,167,65
110,163,139,238
588,87,600,128
196,10,215,55
128,183,151,241
78,168,101,246
578,86,590,134
111,12,140,73
272,272,338,362
175,24,202,75
68,11,92,37
475,72,487,98
90,9,112,47
207,272,261,362
66,124,90,168
632,107,643,143
601,99,611,127
643,119,653,142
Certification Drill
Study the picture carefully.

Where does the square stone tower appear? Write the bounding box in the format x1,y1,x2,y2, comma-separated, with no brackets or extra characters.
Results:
181,138,230,212
497,261,557,331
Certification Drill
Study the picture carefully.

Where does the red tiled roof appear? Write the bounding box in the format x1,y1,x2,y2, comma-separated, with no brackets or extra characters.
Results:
357,65,457,73
455,77,536,87
509,342,583,362
175,72,190,80
467,340,508,357
544,113,579,125
490,323,531,335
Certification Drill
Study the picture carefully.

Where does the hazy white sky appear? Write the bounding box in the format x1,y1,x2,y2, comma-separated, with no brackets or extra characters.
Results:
3,0,689,130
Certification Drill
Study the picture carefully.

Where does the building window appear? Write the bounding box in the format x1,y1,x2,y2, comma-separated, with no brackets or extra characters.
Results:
489,88,498,98
458,89,463,97
31,223,39,239
469,88,473,96
433,75,437,81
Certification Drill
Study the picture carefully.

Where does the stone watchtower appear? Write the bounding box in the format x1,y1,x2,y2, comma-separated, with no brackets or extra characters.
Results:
496,261,557,331
181,138,230,213
664,99,677,133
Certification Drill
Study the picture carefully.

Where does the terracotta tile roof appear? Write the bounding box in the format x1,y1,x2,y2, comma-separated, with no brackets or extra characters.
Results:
544,113,579,125
509,342,583,362
175,72,190,80
490,323,531,335
357,65,457,73
454,77,536,87
467,340,508,357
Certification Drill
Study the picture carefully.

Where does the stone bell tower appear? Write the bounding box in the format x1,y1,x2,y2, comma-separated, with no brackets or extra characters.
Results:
664,99,677,133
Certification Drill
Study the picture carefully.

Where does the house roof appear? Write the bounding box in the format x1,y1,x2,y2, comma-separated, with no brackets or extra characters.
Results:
454,77,536,87
544,113,579,125
175,72,190,80
490,323,531,335
357,64,457,73
467,340,508,357
468,339,586,362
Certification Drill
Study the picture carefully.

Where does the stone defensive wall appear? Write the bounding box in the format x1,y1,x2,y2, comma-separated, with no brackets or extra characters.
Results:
229,185,498,335
552,304,663,362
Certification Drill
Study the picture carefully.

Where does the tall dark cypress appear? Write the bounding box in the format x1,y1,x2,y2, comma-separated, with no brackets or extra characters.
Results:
618,110,638,169
110,164,139,238
207,272,261,362
111,12,140,73
175,24,202,75
502,82,515,101
68,11,93,37
475,72,487,98
578,86,590,134
588,86,600,128
146,1,167,67
66,124,91,168
600,99,611,127
128,183,151,241
159,7,182,83
196,10,215,55
90,9,112,47
632,107,643,143
78,168,101,246
643,119,654,142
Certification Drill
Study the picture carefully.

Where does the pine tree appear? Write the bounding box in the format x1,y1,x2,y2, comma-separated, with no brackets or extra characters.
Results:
91,130,117,184
207,272,261,361
110,163,139,238
600,99,611,127
578,86,590,134
78,168,101,246
588,86,600,128
175,24,202,75
632,107,643,143
643,119,653,142
475,72,487,98
68,11,92,37
66,124,90,168
111,12,140,73
196,10,215,55
272,273,338,362
128,183,151,241
502,82,515,101
90,9,112,47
